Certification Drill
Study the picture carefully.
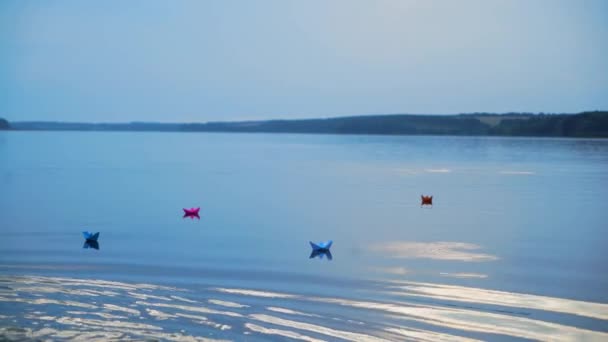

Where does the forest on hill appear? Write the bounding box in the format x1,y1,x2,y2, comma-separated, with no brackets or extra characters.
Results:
4,111,608,138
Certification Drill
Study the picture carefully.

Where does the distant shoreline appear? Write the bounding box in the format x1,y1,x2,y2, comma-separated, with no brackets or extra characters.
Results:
1,111,607,138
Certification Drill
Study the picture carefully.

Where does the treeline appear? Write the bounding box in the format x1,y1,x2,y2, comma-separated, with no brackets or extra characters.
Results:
7,121,181,132
0,118,9,130
487,112,608,137
3,111,608,137
180,114,489,135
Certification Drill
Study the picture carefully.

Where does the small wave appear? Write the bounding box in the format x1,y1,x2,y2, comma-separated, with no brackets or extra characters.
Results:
425,168,452,173
368,241,499,262
500,171,535,175
439,272,488,279
1,275,607,341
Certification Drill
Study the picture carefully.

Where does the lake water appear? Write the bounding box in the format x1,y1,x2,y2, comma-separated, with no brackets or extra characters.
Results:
1,131,607,341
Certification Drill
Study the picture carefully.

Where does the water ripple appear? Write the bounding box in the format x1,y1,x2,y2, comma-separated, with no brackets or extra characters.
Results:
0,275,607,341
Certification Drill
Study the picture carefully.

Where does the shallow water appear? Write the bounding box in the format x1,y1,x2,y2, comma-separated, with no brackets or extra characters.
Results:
1,132,607,340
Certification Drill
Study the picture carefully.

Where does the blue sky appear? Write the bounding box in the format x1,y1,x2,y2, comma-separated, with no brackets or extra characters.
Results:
1,0,607,122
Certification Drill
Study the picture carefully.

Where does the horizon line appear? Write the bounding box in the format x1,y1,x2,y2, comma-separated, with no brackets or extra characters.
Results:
6,110,606,125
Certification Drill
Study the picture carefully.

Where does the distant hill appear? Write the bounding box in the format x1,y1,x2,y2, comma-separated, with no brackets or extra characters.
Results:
0,118,10,130
6,111,608,138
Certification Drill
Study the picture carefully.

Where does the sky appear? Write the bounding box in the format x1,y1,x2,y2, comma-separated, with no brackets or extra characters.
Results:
1,0,607,122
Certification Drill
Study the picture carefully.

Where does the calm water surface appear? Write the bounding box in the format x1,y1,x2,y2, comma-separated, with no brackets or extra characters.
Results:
1,131,607,341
